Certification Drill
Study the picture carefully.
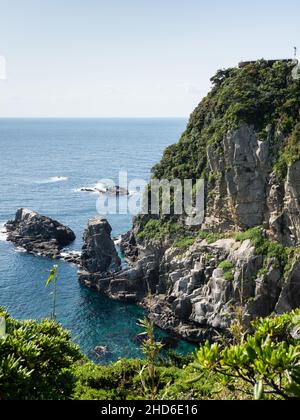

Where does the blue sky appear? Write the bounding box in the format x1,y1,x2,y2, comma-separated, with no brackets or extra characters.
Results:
0,0,299,117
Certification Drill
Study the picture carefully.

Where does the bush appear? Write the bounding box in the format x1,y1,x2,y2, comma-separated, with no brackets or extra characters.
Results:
73,359,144,400
173,236,195,250
136,219,184,241
0,308,81,400
218,260,235,281
235,227,293,270
194,310,300,400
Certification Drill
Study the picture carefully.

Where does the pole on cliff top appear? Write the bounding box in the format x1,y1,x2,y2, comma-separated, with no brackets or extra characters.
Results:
294,46,297,59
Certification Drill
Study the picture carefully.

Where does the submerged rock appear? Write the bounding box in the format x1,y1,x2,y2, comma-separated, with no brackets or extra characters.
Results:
94,346,109,356
5,208,76,259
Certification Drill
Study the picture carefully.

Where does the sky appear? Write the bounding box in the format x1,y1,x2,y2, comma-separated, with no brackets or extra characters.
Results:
0,0,300,118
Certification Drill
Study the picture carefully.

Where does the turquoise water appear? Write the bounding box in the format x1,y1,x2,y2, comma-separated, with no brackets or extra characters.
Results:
0,118,195,362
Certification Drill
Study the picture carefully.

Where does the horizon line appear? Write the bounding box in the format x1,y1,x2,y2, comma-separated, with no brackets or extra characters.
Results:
0,116,188,119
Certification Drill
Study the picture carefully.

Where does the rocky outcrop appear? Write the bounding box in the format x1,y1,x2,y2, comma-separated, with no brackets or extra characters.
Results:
78,185,129,196
78,62,300,342
78,219,128,296
115,234,299,341
203,124,300,249
5,208,76,260
78,123,300,342
120,230,139,263
79,223,163,302
80,218,121,273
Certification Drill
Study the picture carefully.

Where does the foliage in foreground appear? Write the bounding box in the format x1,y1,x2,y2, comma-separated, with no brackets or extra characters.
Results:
195,310,300,400
0,307,81,400
72,357,217,401
1,308,300,400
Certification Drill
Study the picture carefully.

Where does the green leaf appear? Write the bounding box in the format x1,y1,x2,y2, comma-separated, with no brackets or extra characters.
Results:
254,380,264,400
45,265,58,287
0,316,7,338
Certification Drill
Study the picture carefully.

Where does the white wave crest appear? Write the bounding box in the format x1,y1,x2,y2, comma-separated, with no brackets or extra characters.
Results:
15,246,26,253
35,176,68,184
114,236,122,246
0,223,8,241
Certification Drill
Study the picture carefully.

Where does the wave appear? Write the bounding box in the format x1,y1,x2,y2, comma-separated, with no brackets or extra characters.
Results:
0,223,8,241
15,246,26,253
114,236,122,246
60,250,81,258
35,176,69,184
74,182,107,194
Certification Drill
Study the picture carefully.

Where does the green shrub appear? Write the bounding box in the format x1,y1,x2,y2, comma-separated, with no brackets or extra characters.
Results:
218,260,235,281
194,310,300,400
136,219,184,241
73,359,143,400
173,236,195,250
235,227,293,270
218,260,234,271
0,308,82,400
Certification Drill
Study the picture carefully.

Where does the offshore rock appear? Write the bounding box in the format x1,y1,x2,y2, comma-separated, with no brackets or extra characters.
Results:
5,208,76,259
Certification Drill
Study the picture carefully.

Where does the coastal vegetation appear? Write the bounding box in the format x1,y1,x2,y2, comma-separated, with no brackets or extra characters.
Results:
1,307,300,400
152,60,300,185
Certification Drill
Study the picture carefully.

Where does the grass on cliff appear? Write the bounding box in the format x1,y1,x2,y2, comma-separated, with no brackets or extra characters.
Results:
235,226,293,270
218,260,235,281
136,219,185,242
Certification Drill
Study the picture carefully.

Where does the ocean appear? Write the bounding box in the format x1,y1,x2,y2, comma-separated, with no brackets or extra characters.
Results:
0,118,195,362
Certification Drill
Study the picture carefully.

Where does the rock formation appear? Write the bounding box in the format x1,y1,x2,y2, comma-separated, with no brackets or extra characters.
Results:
5,208,76,260
78,219,129,296
80,218,121,273
78,61,300,342
78,185,129,196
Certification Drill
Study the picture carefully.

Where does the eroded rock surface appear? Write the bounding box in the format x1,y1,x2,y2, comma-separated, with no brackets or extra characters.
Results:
5,208,76,260
80,218,121,273
77,123,300,342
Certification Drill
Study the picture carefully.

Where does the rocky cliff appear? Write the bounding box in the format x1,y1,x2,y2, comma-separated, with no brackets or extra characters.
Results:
82,60,300,341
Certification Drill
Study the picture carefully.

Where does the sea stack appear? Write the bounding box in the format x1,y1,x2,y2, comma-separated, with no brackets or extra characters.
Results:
80,218,121,274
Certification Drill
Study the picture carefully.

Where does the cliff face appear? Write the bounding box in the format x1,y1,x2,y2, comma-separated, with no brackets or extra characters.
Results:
84,60,300,341
148,60,300,241
204,123,300,246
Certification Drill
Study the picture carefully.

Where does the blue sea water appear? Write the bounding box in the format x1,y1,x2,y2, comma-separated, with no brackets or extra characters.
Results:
0,118,195,362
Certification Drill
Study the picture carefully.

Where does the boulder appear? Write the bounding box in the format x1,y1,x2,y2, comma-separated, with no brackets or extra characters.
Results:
5,208,76,259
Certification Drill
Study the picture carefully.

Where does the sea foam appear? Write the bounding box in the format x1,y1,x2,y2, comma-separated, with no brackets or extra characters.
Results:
35,176,68,184
0,223,8,241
